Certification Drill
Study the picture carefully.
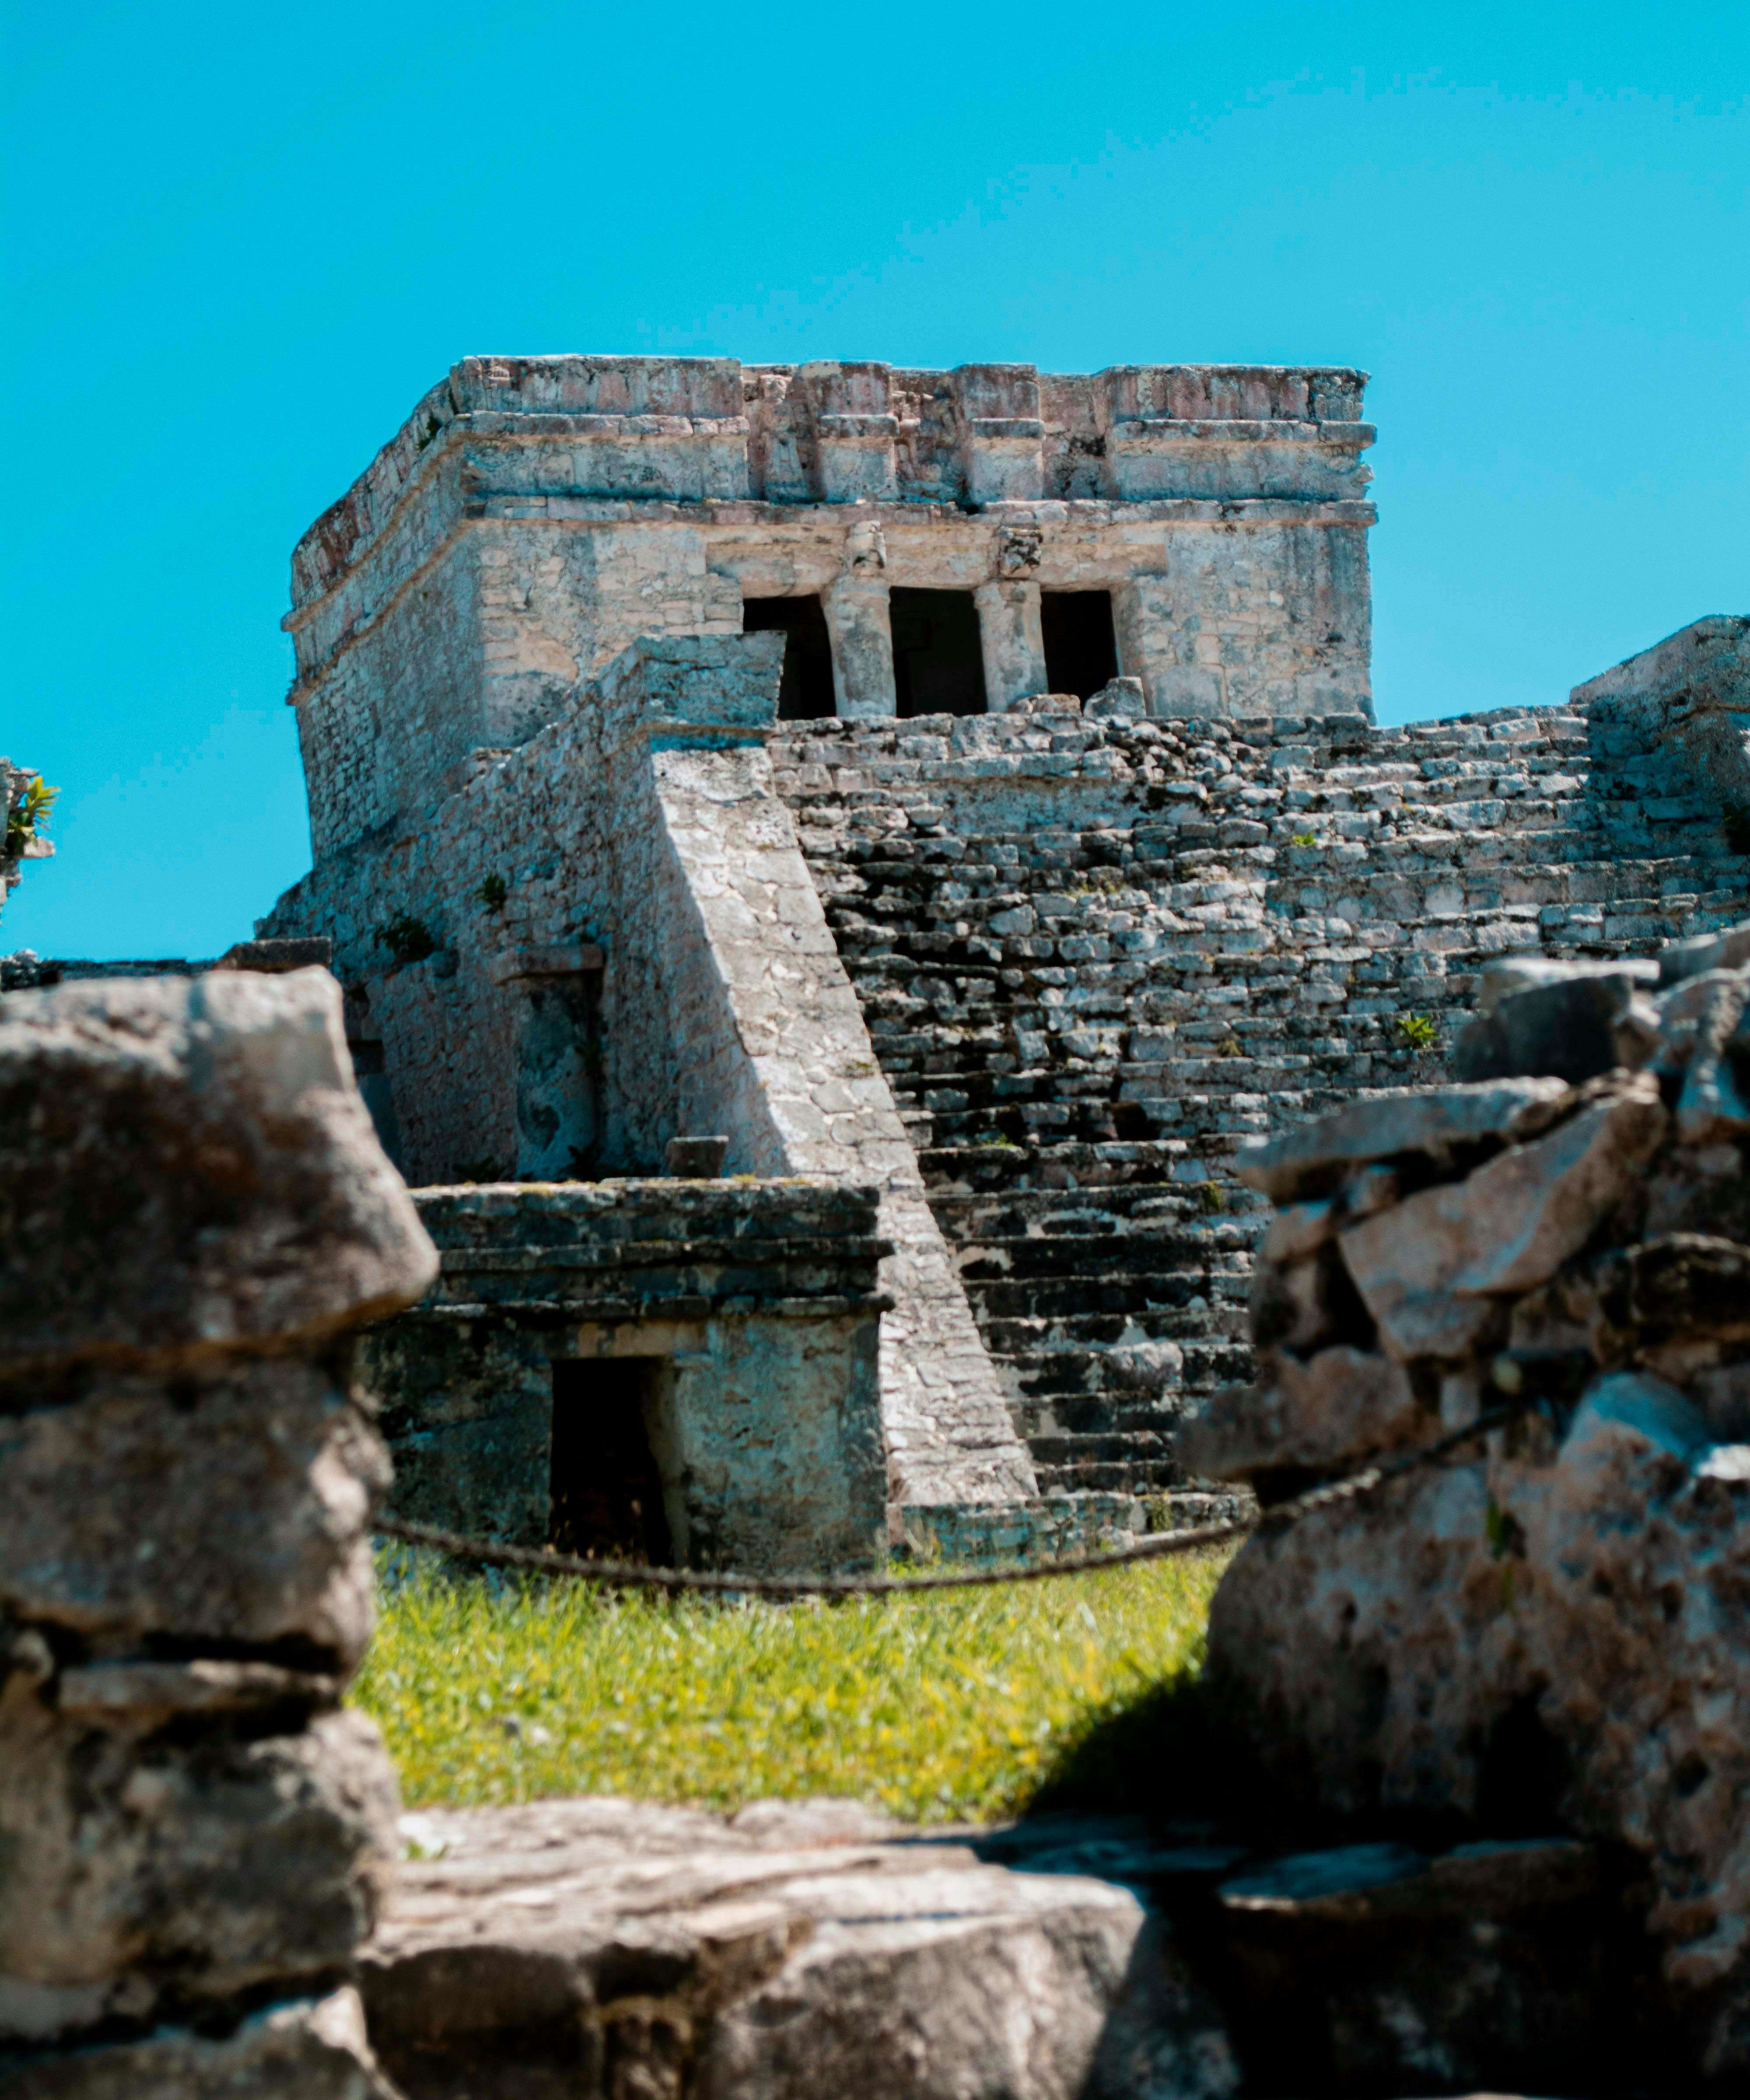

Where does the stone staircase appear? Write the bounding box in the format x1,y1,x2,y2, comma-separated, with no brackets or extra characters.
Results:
771,700,1750,1497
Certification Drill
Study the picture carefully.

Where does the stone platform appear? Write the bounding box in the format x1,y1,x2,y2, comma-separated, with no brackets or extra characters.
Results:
357,1795,1649,2098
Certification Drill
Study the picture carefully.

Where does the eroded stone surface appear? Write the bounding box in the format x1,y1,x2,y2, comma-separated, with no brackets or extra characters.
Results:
1233,1079,1570,1205
4,1986,396,2098
1201,908,1750,2081
0,1701,398,2026
2,966,418,2084
0,970,437,1376
362,1797,1241,2100
0,1358,386,1667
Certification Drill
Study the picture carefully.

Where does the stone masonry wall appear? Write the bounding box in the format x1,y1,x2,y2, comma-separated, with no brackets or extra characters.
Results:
263,634,1039,1512
365,1179,890,1573
769,675,1750,1497
0,968,436,2093
284,356,1376,858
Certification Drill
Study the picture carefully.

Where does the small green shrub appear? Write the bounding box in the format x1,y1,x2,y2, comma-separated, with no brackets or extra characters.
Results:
5,776,58,849
1395,1012,1439,1052
1289,830,1317,849
1214,1036,1242,1058
474,873,508,912
1199,1182,1227,1214
374,912,436,965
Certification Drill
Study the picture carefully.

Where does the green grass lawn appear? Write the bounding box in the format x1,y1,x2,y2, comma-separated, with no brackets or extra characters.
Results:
357,1548,1230,1825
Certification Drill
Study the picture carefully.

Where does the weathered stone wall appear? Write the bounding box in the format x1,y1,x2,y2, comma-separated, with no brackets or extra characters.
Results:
284,356,1377,858
0,968,436,2093
770,671,1750,1495
1189,926,1750,2080
365,1179,891,1573
263,633,1039,1514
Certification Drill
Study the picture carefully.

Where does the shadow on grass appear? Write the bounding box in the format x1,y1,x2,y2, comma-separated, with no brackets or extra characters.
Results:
1019,1667,1267,1834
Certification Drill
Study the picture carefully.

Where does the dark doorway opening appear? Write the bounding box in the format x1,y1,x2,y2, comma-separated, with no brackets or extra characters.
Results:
1041,590,1119,700
742,595,836,719
549,1358,673,1564
890,587,988,717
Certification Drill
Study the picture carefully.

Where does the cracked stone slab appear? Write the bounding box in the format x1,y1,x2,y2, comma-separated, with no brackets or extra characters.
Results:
361,1796,1240,2100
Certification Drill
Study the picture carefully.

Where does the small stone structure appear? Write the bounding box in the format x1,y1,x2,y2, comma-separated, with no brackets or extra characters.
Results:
1189,921,1750,2080
0,968,437,2092
366,1178,891,1572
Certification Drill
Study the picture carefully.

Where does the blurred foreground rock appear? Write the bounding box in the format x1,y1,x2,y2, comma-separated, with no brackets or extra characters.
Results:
359,1795,1638,2099
0,971,437,2093
1196,919,1750,2083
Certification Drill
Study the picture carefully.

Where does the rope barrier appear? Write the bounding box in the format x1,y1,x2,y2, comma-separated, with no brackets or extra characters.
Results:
375,1407,1516,1599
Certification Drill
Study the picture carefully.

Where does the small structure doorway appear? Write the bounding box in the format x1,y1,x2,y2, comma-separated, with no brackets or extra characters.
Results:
549,1358,673,1564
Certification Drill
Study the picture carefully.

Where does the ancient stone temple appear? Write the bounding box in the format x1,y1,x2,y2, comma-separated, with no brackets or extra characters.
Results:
262,354,1377,1558
4,341,1701,1569
257,353,1749,1564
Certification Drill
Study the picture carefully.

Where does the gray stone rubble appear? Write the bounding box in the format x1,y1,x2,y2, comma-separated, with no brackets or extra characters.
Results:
1192,916,1750,2082
0,970,437,2093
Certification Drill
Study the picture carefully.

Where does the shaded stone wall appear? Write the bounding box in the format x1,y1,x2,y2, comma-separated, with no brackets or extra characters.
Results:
0,969,435,2093
1190,926,1750,2080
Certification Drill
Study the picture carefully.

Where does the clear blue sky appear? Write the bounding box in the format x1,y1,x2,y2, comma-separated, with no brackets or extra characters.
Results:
4,2,1745,959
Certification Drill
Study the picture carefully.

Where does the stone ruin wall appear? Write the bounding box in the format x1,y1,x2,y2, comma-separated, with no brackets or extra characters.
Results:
0,968,436,2094
1183,918,1750,2079
283,357,1375,863
367,1178,891,1573
265,634,1040,1520
264,616,1750,1522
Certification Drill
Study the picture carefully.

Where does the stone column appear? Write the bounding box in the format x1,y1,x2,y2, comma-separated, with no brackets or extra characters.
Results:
824,520,896,719
974,580,1048,710
0,969,438,2095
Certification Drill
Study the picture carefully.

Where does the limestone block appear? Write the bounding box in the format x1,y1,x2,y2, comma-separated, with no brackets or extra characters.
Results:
1495,1373,1750,2073
0,1359,386,1668
1180,1346,1423,1483
974,578,1048,710
1475,952,1660,1015
1214,1838,1615,2095
823,571,895,719
7,1987,397,2098
1664,970,1750,1144
1660,916,1750,986
1589,1233,1750,1364
1338,1078,1667,1359
1449,967,1651,1085
360,1796,1240,2100
1206,1462,1521,1823
1234,1076,1570,1203
0,971,437,1380
0,1706,398,2022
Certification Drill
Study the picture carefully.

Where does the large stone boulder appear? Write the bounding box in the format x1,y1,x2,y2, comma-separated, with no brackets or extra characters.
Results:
1202,927,1750,2081
0,970,435,1377
0,970,434,2090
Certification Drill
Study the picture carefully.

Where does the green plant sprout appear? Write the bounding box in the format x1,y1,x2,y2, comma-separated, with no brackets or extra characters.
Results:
374,913,437,965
